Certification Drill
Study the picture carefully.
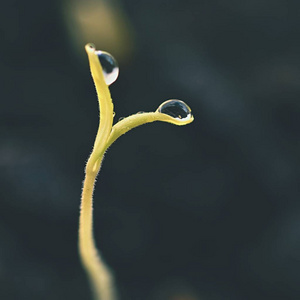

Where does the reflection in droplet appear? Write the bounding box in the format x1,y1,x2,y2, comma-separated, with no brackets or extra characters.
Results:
95,51,119,85
88,43,95,50
157,100,192,121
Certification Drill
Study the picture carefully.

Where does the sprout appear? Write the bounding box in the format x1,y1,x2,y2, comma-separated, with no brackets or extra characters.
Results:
79,43,194,300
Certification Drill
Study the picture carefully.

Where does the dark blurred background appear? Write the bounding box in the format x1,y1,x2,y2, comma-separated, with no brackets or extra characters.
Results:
1,0,300,299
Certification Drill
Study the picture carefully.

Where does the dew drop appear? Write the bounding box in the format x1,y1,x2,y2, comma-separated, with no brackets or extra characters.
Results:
95,51,119,85
88,43,95,50
157,100,192,121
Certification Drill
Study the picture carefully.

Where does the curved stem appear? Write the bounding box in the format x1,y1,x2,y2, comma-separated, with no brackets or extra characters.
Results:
79,154,117,300
79,43,117,300
106,111,194,150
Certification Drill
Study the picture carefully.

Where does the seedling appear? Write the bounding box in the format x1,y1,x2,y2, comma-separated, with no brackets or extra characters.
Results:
79,43,194,300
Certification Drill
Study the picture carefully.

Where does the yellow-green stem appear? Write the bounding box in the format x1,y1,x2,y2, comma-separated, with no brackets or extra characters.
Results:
79,155,117,300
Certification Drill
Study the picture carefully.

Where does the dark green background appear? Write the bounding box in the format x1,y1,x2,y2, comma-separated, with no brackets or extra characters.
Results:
1,0,300,299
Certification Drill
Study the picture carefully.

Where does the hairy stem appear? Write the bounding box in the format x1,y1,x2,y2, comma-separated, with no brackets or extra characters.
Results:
79,155,117,300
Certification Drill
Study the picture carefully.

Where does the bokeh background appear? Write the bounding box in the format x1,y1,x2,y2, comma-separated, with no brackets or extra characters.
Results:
1,0,300,299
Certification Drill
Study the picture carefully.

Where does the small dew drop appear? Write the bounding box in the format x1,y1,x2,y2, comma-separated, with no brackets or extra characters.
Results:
157,100,192,121
88,43,95,49
95,51,119,85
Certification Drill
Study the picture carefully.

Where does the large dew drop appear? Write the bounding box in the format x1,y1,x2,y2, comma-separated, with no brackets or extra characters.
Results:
95,51,119,85
157,100,192,121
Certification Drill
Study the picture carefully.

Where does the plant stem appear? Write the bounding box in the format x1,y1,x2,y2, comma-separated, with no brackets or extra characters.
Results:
79,155,117,300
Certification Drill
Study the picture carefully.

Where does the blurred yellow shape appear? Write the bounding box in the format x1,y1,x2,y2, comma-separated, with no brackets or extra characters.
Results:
63,0,135,62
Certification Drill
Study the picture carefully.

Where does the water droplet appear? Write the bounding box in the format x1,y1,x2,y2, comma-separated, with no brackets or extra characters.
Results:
157,100,192,121
118,117,125,121
88,43,95,50
95,51,119,85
